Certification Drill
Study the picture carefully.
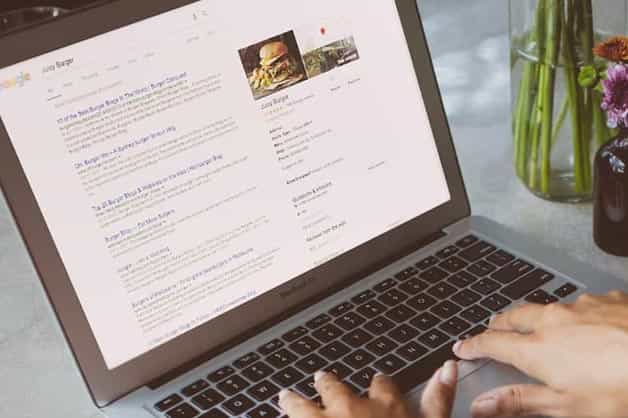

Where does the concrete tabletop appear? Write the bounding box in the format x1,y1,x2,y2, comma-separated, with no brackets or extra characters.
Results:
1,1,627,417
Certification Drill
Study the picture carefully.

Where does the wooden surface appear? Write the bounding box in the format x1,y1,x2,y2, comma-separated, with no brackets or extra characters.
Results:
0,0,103,13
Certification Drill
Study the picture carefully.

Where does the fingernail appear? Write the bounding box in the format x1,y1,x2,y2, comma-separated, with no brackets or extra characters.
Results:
314,370,326,382
278,389,291,402
452,340,463,354
472,398,499,418
488,314,498,326
439,360,457,386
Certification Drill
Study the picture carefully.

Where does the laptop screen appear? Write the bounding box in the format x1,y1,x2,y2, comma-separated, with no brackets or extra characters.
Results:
0,0,450,369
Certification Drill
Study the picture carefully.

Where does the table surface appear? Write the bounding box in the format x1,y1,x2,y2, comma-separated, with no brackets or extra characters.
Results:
2,1,627,417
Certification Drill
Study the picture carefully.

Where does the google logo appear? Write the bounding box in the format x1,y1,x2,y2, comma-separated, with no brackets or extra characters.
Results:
0,71,31,92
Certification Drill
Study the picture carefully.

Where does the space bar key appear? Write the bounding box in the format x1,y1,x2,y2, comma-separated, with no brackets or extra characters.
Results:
392,342,457,394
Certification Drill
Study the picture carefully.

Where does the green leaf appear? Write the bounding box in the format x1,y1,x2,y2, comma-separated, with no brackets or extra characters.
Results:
578,65,598,88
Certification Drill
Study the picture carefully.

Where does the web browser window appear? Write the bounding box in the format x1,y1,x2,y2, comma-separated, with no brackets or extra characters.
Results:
0,0,450,369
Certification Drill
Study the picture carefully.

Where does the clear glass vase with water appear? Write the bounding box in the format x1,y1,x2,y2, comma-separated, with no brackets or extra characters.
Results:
510,0,627,202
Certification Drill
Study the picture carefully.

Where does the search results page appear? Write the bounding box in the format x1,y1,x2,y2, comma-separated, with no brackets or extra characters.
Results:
0,0,450,369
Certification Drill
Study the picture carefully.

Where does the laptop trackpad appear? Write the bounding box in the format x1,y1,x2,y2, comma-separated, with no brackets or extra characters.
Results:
406,360,539,418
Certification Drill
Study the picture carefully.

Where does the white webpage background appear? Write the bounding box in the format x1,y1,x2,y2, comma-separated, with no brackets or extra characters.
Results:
0,0,450,369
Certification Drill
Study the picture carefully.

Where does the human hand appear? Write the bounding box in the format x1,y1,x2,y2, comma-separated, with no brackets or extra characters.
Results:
454,291,628,418
279,361,458,418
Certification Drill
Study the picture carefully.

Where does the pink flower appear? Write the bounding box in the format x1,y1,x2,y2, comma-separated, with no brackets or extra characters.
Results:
601,64,628,128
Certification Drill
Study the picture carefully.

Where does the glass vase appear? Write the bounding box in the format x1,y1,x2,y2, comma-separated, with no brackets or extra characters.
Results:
510,0,627,202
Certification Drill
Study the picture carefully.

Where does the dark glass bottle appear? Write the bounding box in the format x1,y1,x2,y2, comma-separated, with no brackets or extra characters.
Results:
594,129,628,257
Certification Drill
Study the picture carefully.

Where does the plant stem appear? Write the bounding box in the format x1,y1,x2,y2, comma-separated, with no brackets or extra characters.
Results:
579,0,595,190
551,97,569,146
563,0,585,193
526,0,547,189
539,0,562,194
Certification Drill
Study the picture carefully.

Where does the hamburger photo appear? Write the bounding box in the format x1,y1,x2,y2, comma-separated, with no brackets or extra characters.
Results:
239,32,307,99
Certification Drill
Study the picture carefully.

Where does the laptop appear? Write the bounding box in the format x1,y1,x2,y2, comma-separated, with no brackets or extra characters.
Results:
0,1,624,417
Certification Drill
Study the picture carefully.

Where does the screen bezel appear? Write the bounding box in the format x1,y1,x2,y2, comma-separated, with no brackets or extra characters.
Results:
0,0,470,406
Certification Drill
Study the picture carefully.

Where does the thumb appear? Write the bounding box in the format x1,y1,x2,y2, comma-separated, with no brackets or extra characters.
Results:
471,384,569,418
420,361,457,418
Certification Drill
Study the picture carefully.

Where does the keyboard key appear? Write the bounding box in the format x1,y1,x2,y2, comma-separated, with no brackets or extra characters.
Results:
295,377,317,398
199,410,228,418
451,289,482,307
395,266,419,281
378,289,409,307
166,403,199,418
217,375,250,396
460,325,488,340
427,282,457,299
248,381,280,401
487,250,515,267
312,324,343,343
468,260,498,277
554,283,579,298
399,277,429,295
416,256,440,270
392,342,457,393
481,294,512,312
366,336,397,356
501,269,555,300
389,324,419,343
258,339,284,356
342,329,374,348
471,278,501,295
455,235,478,248
373,278,397,293
282,327,308,342
491,260,535,284
344,349,375,369
439,256,468,273
357,301,387,319
410,312,441,331
192,389,225,411
335,312,367,331
156,394,183,412
222,394,255,416
460,305,491,323
289,336,321,356
436,245,460,259
364,316,395,335
182,380,210,397
396,341,428,361
208,366,235,383
329,302,354,317
448,271,478,288
271,367,305,387
248,404,280,418
295,353,328,374
406,294,437,311
525,290,559,305
325,362,353,380
242,362,274,382
419,267,449,284
439,317,472,336
351,290,377,305
305,314,332,330
374,354,406,374
459,241,496,262
320,340,352,360
266,349,297,369
418,329,450,349
431,301,462,319
234,354,261,371
349,367,377,389
385,305,417,322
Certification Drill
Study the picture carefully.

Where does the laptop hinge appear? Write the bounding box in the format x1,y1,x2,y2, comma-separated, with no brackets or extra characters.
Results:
146,228,447,390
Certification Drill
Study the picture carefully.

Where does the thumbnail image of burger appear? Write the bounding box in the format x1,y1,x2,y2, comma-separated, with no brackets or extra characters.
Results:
239,31,308,100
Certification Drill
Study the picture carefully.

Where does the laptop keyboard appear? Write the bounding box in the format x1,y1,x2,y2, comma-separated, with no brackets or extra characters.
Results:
153,235,580,418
